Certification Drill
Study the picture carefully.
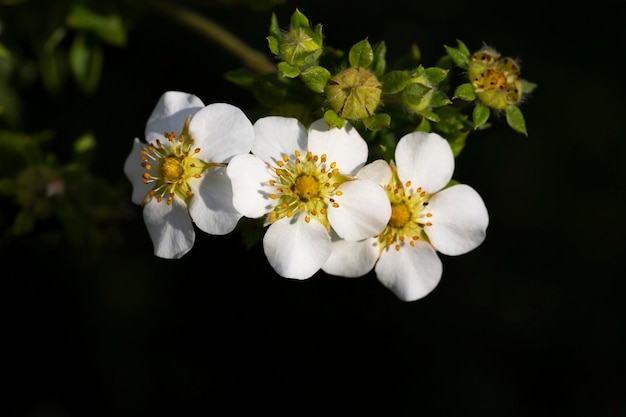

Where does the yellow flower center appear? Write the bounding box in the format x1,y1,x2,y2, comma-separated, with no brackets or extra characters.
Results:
266,149,352,228
293,174,319,201
138,117,211,206
378,162,433,252
161,155,185,183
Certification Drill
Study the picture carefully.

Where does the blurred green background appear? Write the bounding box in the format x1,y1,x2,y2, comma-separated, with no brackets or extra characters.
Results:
3,0,625,416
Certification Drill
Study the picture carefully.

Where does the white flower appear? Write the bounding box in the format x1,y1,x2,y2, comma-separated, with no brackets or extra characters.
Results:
322,131,489,301
123,91,254,259
227,117,391,280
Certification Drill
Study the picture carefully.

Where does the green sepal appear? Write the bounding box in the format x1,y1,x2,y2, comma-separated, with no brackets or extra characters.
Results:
522,79,538,94
371,41,387,77
268,13,282,39
444,39,470,69
267,35,280,56
278,61,300,78
472,103,490,129
453,83,476,101
362,113,391,131
348,38,373,68
381,70,411,94
324,110,346,129
506,105,528,136
65,3,127,47
300,65,331,93
417,109,440,122
290,8,310,29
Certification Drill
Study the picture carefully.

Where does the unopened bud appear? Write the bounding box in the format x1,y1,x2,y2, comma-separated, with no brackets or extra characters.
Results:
325,67,382,120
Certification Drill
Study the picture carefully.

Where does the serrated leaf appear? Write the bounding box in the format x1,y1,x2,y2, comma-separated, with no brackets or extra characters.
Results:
472,103,490,129
348,38,373,68
506,105,528,136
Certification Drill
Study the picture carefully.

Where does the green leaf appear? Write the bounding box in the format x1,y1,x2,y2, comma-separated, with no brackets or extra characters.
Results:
69,33,103,94
429,90,451,108
348,39,373,68
371,41,387,77
300,65,331,93
506,105,528,136
472,103,490,130
66,4,127,47
381,70,411,94
323,110,345,129
417,109,440,122
362,113,391,131
224,67,257,88
444,40,470,69
422,67,448,85
453,83,476,101
277,61,300,78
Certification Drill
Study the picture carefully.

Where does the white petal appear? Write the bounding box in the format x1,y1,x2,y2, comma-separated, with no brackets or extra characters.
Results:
145,91,204,144
252,116,307,163
189,166,242,235
356,159,392,186
322,236,379,277
143,197,195,259
425,184,489,256
395,131,454,193
328,179,391,241
188,103,254,163
227,154,276,218
308,119,368,175
375,241,442,301
263,215,331,280
123,138,153,205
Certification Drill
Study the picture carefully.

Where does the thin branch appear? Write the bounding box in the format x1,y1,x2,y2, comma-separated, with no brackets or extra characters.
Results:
144,0,277,75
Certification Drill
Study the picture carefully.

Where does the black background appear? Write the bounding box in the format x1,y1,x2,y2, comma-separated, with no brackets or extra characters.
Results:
5,0,626,416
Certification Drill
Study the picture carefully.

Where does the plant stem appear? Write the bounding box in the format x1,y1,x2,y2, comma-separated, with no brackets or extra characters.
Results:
144,0,277,74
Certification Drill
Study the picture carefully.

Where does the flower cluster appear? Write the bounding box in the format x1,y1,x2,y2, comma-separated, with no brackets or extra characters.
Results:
124,8,534,301
125,90,489,301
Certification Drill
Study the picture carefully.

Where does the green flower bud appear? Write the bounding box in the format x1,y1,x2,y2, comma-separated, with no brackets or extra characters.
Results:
468,48,523,110
325,66,382,121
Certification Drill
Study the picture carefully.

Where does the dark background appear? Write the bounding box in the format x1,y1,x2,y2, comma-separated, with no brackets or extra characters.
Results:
5,0,626,416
